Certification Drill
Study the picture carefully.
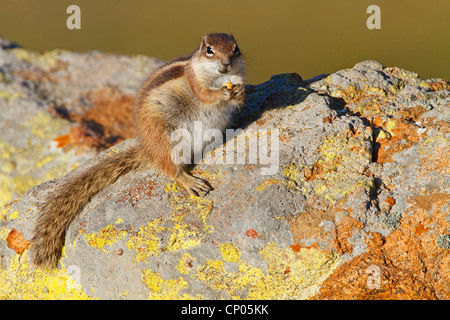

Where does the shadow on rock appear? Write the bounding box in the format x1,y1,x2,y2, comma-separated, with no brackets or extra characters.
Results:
234,73,346,131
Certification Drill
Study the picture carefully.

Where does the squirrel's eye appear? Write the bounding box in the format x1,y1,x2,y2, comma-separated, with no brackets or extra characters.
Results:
234,45,240,55
206,46,214,55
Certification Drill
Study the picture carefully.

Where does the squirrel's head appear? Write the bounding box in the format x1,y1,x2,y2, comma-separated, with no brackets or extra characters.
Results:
196,33,244,76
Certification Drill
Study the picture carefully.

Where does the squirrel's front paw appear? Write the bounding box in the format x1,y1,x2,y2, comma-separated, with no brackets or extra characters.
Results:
221,86,233,101
222,83,245,101
231,83,245,101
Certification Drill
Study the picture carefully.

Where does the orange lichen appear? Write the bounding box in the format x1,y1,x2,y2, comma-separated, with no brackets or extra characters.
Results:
246,228,259,239
422,79,450,91
322,116,333,124
373,119,423,163
53,134,71,148
313,192,450,300
414,224,430,236
6,228,31,255
289,207,335,248
329,82,432,165
55,87,137,151
332,215,365,255
385,196,395,207
309,131,450,299
116,181,155,207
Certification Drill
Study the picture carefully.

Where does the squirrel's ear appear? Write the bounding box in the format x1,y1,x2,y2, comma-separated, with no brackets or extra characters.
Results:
200,34,208,50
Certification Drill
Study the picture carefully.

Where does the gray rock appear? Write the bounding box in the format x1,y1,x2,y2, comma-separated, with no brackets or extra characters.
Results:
1,47,449,299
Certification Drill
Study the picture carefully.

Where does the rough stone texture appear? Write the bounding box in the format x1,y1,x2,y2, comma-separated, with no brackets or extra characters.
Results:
309,60,450,299
0,39,449,299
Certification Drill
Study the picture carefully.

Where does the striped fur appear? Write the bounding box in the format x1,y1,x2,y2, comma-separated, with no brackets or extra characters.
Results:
31,33,245,268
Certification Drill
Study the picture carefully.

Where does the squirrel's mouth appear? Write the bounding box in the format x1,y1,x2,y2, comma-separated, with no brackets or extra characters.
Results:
219,68,229,74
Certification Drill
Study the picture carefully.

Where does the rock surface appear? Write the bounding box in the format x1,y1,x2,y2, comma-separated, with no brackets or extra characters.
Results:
1,39,449,299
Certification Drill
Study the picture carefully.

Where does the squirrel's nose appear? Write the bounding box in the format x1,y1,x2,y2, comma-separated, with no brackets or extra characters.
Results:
221,57,231,67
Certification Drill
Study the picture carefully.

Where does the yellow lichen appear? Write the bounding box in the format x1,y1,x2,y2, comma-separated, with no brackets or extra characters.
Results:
1,206,25,223
8,209,20,220
249,242,341,299
194,259,264,298
25,111,68,139
164,182,182,193
163,188,215,252
0,227,10,241
0,111,77,206
141,268,198,300
282,127,374,204
12,175,38,198
194,169,222,183
194,259,230,291
385,119,397,135
282,162,302,189
10,48,64,71
107,146,119,156
117,184,215,262
126,218,164,262
0,250,90,300
1,206,9,222
194,242,341,299
218,243,241,263
255,179,285,191
165,223,202,252
417,135,450,155
0,90,23,100
84,224,127,254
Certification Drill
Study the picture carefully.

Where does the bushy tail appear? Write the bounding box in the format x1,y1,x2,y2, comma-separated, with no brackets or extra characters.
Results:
31,146,142,268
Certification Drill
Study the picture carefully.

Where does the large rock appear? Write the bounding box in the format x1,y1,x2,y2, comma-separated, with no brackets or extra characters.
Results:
0,40,449,299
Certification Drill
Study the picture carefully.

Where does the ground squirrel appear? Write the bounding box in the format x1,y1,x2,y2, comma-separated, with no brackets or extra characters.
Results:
31,33,246,268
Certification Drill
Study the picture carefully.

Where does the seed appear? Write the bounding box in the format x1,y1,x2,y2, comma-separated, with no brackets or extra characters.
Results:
223,82,233,90
114,248,124,256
